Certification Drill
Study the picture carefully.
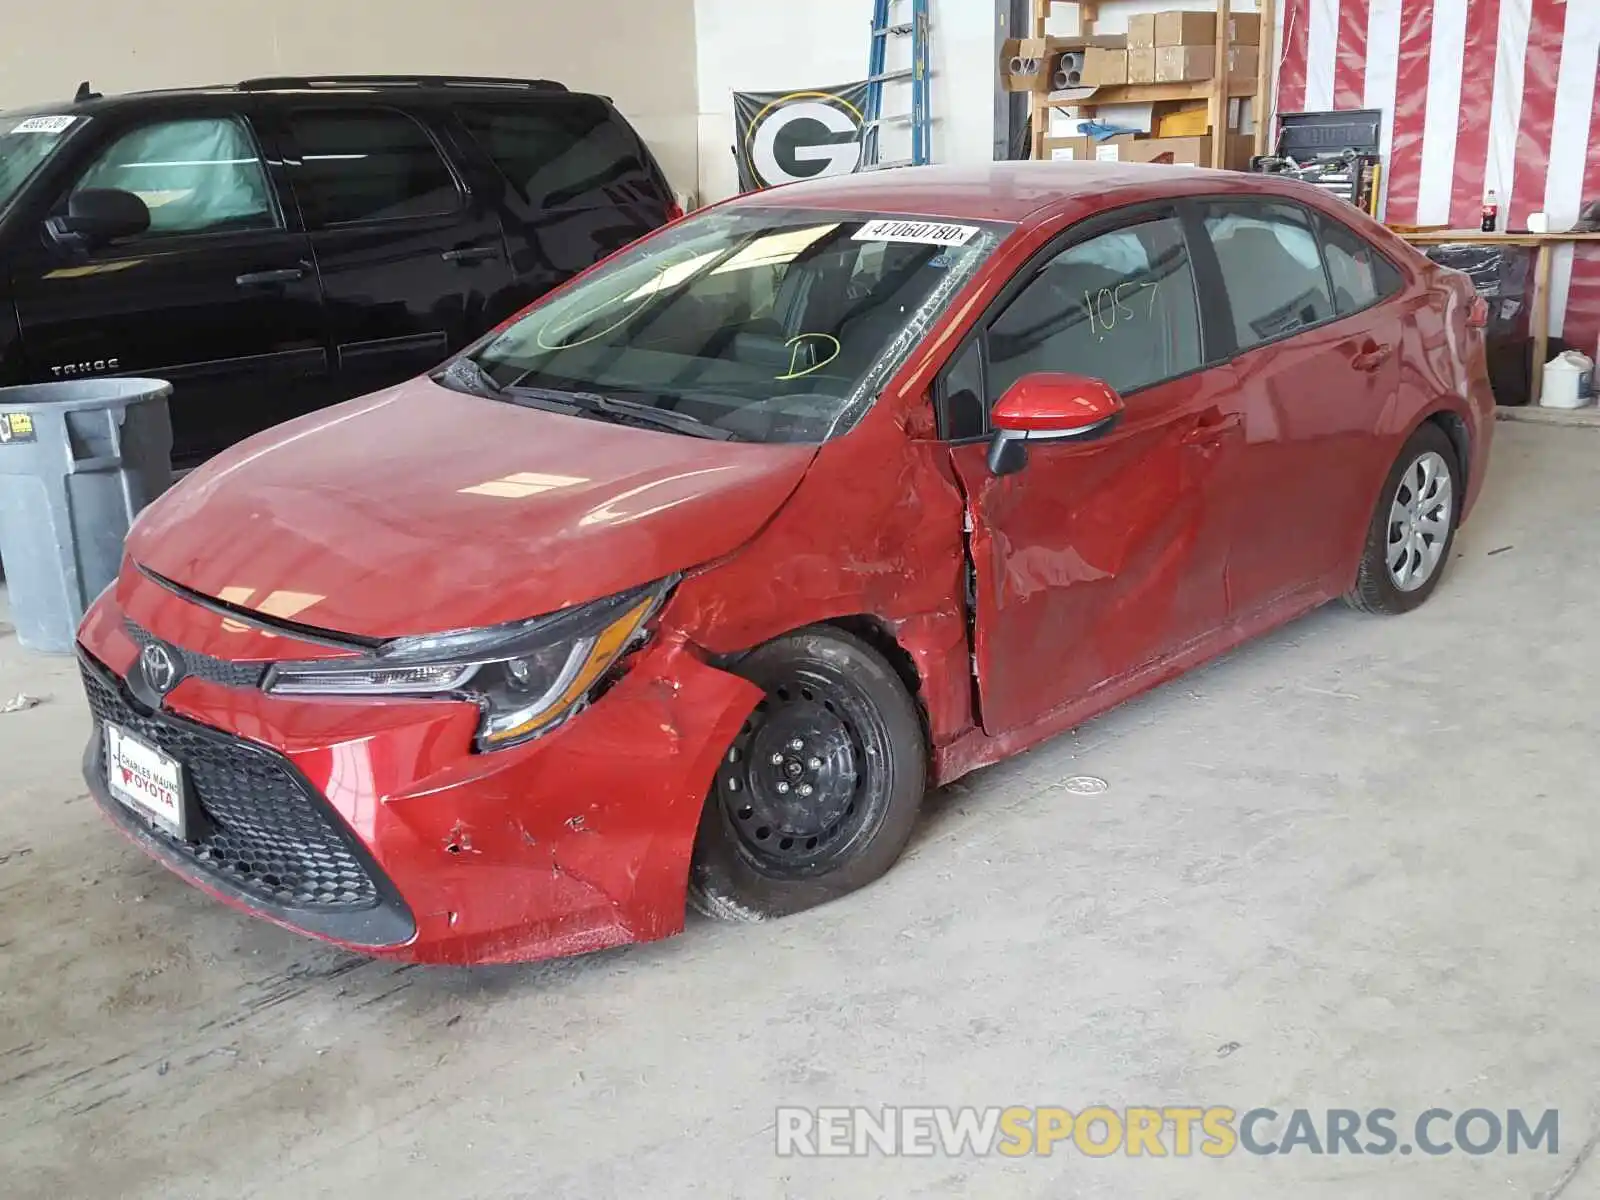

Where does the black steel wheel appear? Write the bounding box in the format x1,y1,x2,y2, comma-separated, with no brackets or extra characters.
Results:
689,626,926,921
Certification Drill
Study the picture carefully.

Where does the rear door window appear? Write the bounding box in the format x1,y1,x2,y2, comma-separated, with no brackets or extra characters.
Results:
1318,216,1403,315
1203,201,1336,348
456,99,660,210
285,108,461,227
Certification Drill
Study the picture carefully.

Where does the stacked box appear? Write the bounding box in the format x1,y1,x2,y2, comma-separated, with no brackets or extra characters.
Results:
1083,47,1130,87
1155,44,1260,83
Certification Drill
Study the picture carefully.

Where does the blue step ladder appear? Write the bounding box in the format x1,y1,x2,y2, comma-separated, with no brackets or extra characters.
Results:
863,0,931,170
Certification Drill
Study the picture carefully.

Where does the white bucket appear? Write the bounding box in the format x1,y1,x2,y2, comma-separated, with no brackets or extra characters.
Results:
1541,350,1595,409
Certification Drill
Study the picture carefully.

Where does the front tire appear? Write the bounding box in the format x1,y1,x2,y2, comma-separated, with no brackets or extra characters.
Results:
688,626,926,921
1344,423,1461,615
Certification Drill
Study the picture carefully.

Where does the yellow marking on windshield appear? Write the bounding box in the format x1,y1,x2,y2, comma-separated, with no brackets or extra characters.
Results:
776,333,841,381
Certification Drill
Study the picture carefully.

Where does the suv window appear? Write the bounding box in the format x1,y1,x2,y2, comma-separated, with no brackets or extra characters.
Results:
986,215,1203,403
456,99,656,210
2,113,86,213
74,116,277,235
286,108,459,226
1204,201,1335,348
1319,216,1403,315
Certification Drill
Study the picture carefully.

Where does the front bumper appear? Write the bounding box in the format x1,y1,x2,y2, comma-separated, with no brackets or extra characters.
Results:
77,575,762,965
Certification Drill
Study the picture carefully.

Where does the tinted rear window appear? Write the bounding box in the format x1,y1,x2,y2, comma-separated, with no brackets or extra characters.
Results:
456,98,665,212
286,108,460,226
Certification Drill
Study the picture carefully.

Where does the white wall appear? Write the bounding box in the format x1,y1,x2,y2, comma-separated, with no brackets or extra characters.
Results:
0,0,701,198
693,0,998,202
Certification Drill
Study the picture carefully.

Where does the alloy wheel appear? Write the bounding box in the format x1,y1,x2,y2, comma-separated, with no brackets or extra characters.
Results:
1387,450,1453,592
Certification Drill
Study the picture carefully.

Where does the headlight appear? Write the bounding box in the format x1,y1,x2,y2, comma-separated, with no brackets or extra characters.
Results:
263,581,670,750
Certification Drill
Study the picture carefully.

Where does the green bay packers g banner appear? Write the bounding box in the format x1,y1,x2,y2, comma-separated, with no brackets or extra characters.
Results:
733,82,871,192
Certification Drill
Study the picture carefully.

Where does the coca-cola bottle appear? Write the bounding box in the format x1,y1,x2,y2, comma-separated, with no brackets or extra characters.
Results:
1481,191,1499,233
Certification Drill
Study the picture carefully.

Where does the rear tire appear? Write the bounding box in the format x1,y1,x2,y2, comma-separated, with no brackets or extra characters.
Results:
1344,423,1461,615
688,626,926,921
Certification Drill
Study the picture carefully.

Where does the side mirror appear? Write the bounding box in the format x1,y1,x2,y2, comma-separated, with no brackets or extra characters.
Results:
987,373,1124,476
46,188,150,249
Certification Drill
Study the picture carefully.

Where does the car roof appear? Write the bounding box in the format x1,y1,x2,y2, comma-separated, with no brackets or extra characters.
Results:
732,160,1294,224
3,76,596,118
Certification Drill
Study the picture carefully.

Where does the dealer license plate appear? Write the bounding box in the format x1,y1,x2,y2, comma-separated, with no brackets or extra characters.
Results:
106,723,186,838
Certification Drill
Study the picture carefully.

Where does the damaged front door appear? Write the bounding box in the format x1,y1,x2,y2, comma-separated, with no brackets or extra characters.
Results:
946,210,1247,737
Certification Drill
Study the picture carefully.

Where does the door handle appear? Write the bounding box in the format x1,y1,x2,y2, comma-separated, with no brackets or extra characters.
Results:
1351,341,1394,372
1181,410,1243,446
441,244,500,264
236,267,306,287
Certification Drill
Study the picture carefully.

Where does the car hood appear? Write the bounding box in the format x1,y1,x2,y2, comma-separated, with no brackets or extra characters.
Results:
128,378,817,639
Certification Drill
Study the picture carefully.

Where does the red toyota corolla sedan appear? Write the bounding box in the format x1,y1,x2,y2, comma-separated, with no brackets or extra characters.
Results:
77,162,1494,964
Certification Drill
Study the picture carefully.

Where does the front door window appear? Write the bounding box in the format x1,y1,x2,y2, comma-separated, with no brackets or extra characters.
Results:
74,117,278,235
986,215,1203,403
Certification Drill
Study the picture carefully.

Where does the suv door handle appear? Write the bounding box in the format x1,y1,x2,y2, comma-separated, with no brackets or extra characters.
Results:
1352,341,1394,372
236,267,306,287
1181,410,1243,446
441,244,500,264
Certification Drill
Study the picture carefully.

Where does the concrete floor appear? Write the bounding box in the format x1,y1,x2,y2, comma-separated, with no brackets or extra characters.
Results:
2,420,1598,1199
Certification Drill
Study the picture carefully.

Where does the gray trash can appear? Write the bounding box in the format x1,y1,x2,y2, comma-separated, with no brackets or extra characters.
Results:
0,379,174,653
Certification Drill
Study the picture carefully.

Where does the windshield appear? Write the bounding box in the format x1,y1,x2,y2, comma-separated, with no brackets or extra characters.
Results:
459,207,1009,443
0,112,84,213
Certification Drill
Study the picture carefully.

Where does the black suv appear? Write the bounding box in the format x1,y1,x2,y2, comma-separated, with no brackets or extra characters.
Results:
0,76,679,464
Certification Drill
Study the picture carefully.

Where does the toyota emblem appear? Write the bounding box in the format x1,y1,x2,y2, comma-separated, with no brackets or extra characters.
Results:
140,642,180,694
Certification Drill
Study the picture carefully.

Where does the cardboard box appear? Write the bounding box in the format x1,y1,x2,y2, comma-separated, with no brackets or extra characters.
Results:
1122,134,1255,170
1228,44,1260,81
1156,45,1213,82
1227,13,1262,45
1155,11,1216,46
1128,48,1158,84
1043,134,1143,162
1001,35,1130,93
1083,47,1129,87
1072,33,1130,50
1152,12,1262,47
1088,134,1143,162
1000,37,1052,93
1045,136,1087,161
1155,101,1211,137
1128,14,1157,48
1154,45,1261,84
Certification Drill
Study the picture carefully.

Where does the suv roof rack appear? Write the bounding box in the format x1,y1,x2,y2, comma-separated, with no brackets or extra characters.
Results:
237,75,567,93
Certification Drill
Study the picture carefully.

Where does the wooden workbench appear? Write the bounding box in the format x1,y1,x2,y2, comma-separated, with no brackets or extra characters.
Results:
1396,229,1600,404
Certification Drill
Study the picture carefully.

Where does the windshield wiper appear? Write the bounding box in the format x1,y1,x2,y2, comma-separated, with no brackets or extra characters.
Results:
506,385,736,441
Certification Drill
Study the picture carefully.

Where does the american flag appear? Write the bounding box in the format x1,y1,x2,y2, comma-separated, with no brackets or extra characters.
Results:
1274,0,1600,354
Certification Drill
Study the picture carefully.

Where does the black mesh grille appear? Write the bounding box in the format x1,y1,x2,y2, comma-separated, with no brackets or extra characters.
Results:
123,619,267,689
82,658,380,910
